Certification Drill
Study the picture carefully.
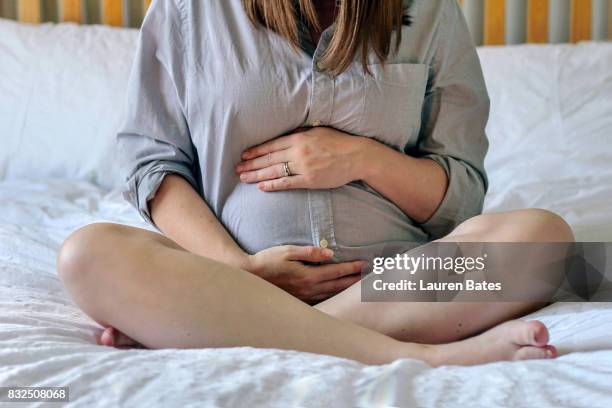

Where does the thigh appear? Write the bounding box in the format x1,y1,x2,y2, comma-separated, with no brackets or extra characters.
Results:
443,209,573,242
58,223,187,324
57,223,222,335
443,210,523,240
66,222,188,264
101,223,186,251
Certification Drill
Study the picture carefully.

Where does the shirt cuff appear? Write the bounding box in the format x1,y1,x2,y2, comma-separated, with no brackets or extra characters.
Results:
419,154,486,239
123,161,199,227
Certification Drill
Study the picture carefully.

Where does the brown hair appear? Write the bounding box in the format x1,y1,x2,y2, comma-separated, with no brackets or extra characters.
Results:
242,0,410,75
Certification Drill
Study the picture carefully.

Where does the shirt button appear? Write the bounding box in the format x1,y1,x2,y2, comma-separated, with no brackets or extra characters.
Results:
310,119,321,127
316,61,324,71
319,239,329,248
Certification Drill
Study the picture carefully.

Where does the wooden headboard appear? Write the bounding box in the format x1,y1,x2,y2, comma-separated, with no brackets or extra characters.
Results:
460,0,612,45
0,0,152,27
1,0,611,45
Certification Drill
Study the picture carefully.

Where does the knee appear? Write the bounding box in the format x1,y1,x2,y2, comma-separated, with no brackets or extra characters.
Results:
453,209,574,242
57,223,125,288
517,209,574,242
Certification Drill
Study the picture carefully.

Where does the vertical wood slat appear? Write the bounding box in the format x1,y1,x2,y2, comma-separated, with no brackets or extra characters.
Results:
592,0,608,40
125,0,140,27
1,1,18,19
42,0,58,21
85,0,101,24
506,0,527,44
609,0,612,39
549,0,571,43
484,0,506,45
570,0,592,42
102,0,123,26
18,0,42,23
528,0,549,42
60,0,81,22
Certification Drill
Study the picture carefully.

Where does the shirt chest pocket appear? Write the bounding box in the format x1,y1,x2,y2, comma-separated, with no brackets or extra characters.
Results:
359,63,428,151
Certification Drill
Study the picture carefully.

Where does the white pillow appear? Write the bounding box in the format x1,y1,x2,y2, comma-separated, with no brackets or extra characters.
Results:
0,19,138,189
478,43,612,239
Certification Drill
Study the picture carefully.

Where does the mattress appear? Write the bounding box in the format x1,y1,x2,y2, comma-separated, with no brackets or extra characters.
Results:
1,180,612,408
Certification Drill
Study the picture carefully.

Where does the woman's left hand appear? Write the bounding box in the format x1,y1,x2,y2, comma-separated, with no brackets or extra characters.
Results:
235,127,370,191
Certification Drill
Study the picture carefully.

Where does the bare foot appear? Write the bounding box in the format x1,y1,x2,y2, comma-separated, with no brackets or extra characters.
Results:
97,326,143,349
426,320,557,367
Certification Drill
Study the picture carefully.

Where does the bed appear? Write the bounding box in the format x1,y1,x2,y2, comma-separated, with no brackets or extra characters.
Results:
1,1,612,407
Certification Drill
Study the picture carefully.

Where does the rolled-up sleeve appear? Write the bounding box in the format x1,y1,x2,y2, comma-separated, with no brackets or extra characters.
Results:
413,0,490,239
117,0,199,226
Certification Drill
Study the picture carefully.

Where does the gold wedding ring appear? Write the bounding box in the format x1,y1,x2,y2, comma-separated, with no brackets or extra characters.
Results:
283,162,292,177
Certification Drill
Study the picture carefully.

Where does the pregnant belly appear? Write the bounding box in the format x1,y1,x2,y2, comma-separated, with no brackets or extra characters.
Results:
220,182,429,259
220,182,312,254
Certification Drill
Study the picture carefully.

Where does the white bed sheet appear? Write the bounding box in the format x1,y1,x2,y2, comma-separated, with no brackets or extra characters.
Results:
1,180,612,408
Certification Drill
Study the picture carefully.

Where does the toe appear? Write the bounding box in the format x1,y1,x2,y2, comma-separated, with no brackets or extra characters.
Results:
544,345,557,359
514,345,556,361
529,321,549,346
98,327,142,349
519,320,549,347
99,327,115,347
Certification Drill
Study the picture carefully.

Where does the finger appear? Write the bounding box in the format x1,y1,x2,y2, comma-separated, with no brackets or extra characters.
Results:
240,163,294,183
236,150,290,173
312,274,362,295
282,245,335,262
241,136,293,160
309,261,367,282
258,175,308,191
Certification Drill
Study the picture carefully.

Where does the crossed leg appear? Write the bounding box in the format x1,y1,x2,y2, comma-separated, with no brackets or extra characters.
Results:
57,209,572,366
317,208,574,344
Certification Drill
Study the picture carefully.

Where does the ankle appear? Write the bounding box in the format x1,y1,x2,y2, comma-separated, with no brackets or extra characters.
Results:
422,344,444,367
394,341,440,367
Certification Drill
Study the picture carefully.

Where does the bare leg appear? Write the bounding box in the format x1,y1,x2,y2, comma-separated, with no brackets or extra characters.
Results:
316,209,574,344
58,224,409,364
58,221,558,366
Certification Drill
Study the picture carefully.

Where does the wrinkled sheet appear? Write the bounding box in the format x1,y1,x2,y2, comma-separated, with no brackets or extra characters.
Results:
1,180,611,408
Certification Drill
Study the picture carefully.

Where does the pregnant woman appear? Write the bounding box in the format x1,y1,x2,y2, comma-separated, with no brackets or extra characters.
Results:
58,0,573,366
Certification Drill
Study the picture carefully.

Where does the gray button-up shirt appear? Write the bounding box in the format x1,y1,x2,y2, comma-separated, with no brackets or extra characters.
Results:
118,0,489,262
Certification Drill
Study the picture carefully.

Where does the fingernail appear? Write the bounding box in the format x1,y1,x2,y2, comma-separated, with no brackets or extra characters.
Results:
322,249,334,257
546,349,554,358
240,173,247,181
360,261,370,273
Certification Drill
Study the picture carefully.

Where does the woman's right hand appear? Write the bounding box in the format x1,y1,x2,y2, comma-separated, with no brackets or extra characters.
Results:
243,246,365,303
